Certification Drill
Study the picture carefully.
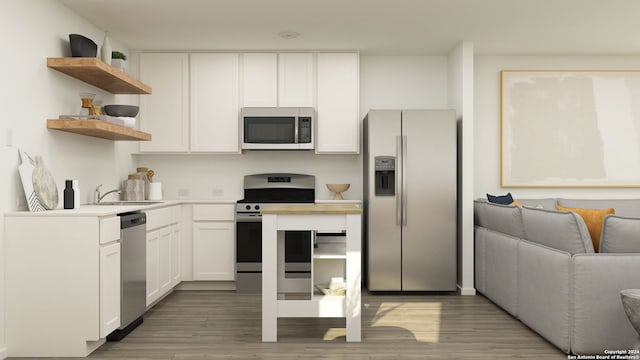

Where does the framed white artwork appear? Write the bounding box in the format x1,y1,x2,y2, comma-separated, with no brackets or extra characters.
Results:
501,70,640,187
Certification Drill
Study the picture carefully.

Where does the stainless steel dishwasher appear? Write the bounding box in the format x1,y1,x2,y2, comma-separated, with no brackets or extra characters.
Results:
107,211,146,341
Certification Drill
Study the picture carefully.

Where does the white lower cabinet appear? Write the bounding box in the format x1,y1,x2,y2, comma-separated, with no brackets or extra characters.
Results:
171,224,182,286
145,206,182,306
158,226,173,297
193,222,235,280
146,228,161,305
99,242,121,338
192,204,236,281
4,215,122,357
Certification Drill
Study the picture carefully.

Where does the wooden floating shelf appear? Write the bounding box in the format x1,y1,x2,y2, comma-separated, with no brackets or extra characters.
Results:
47,57,152,94
47,119,152,141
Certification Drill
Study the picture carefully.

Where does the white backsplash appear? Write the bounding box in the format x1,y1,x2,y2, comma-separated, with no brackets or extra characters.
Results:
133,152,363,201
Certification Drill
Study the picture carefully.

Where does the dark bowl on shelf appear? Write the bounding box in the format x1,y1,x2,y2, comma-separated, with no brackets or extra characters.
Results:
68,34,97,57
103,105,139,117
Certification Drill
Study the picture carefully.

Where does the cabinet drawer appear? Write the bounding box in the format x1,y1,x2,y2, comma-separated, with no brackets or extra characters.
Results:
193,204,235,221
146,206,180,231
100,216,121,244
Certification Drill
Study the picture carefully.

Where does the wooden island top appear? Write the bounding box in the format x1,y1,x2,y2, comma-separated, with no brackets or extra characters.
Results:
261,203,362,215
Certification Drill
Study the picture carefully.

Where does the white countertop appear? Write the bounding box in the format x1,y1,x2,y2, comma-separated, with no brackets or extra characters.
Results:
4,199,361,217
4,199,236,217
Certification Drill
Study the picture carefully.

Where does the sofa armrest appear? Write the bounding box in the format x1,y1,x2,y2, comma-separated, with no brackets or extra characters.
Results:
572,254,640,355
518,239,572,353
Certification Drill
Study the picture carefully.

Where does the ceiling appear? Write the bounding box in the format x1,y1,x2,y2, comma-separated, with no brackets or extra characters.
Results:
59,0,640,56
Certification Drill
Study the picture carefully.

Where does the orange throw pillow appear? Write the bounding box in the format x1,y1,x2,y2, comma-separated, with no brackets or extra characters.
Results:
509,200,523,207
556,205,615,252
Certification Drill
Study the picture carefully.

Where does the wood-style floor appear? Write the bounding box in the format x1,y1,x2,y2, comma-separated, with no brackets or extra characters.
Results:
18,291,566,360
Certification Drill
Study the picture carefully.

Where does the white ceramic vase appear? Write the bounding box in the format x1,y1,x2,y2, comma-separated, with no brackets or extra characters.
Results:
101,33,112,65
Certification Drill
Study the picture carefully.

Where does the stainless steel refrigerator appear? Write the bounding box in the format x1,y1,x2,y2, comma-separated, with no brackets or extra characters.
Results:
364,110,457,291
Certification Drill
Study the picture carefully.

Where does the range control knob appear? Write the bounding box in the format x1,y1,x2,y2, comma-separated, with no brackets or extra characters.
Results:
245,205,251,211
254,205,260,210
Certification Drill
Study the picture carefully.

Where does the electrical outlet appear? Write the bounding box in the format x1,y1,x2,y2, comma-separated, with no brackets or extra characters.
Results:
213,188,224,197
5,127,13,147
178,188,190,197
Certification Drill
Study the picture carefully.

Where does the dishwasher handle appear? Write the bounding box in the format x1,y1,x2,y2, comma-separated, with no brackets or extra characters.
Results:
120,212,147,229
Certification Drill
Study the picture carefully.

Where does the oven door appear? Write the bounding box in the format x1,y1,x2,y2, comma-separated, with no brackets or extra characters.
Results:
236,215,262,293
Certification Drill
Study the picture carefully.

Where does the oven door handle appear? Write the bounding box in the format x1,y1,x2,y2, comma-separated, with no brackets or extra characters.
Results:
236,215,262,222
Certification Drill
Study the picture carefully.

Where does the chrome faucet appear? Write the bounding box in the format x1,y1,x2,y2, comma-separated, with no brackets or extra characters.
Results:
94,184,121,204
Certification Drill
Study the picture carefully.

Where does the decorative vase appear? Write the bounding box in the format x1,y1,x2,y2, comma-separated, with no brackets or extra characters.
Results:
101,32,112,65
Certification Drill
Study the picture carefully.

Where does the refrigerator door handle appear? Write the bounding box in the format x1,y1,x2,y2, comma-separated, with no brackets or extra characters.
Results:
396,135,402,226
402,135,408,226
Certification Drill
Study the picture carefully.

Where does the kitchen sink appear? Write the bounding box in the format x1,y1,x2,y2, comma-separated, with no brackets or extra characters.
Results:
95,201,164,205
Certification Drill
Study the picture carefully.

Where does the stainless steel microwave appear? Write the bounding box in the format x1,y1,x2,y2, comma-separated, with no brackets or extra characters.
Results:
241,107,314,150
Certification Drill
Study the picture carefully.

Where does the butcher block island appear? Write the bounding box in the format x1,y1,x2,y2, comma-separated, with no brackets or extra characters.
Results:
260,203,362,342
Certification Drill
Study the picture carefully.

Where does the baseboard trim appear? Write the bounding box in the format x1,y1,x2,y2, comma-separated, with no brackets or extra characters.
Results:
457,284,476,296
176,281,236,291
0,346,7,359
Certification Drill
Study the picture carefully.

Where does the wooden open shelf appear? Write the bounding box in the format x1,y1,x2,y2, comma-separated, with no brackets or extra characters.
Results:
47,57,152,94
47,119,152,141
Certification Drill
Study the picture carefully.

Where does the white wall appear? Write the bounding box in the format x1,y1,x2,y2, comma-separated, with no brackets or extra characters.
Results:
475,55,640,199
1,1,134,357
360,55,448,116
133,55,450,202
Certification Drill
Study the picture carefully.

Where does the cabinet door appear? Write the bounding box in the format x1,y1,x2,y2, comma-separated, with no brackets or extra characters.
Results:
99,242,121,338
158,227,173,296
171,224,182,287
242,53,277,107
316,53,360,153
190,53,240,153
193,222,235,281
278,53,314,107
146,229,160,306
139,53,189,152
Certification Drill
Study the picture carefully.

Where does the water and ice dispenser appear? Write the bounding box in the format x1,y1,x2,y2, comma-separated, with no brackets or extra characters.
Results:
374,156,395,196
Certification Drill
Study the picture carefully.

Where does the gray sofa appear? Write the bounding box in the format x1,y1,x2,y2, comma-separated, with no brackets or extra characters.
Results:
474,198,640,354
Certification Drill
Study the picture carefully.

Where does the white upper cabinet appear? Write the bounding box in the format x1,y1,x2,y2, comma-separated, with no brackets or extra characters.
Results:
190,53,240,153
139,53,189,152
278,53,314,107
316,53,360,154
242,53,278,107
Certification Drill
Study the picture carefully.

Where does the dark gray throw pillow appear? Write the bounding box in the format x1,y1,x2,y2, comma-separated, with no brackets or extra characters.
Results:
487,192,514,205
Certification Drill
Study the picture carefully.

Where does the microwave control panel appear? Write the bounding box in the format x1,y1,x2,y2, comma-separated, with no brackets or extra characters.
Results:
298,117,312,143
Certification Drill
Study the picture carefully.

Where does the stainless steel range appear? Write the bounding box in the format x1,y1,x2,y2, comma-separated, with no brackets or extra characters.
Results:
235,173,315,293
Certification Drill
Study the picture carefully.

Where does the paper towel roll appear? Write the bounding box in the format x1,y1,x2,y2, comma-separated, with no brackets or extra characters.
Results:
148,182,162,200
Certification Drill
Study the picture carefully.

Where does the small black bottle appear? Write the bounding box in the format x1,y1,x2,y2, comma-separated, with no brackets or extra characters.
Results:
64,179,75,209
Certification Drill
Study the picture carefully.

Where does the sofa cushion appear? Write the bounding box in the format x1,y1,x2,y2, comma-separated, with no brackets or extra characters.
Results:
556,205,615,252
600,215,640,253
483,202,526,238
557,198,640,218
521,207,595,254
487,192,514,205
518,198,557,210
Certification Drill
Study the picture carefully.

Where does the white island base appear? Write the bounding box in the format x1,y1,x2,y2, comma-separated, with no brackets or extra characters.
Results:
261,204,362,342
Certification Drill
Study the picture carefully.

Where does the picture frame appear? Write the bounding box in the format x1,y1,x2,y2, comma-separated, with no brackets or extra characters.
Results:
501,70,640,187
